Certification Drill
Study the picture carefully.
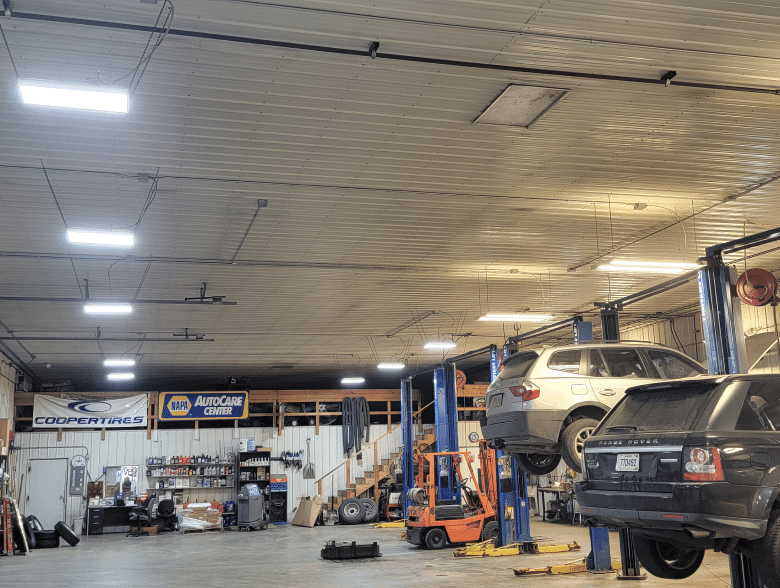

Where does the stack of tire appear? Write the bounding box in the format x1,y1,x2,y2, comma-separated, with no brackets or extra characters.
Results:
337,498,379,525
19,516,80,549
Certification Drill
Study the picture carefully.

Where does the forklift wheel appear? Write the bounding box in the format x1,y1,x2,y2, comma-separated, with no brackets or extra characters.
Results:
424,528,447,550
481,521,499,543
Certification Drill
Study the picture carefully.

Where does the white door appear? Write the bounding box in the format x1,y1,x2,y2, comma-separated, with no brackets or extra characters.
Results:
26,458,67,530
589,347,655,408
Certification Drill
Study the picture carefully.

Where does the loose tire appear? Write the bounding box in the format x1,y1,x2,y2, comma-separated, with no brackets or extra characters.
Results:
482,521,499,543
514,452,561,476
633,536,704,579
361,498,379,523
54,521,80,546
35,537,60,549
561,418,599,473
757,508,780,587
338,498,365,524
424,527,447,550
22,516,36,549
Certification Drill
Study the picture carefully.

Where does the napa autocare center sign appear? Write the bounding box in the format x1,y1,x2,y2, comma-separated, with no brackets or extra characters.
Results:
158,392,248,421
33,394,148,428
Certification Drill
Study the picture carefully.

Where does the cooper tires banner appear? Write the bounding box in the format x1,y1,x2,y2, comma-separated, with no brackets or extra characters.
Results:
33,394,148,428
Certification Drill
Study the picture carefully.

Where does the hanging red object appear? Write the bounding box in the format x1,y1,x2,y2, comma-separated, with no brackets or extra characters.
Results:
736,268,778,306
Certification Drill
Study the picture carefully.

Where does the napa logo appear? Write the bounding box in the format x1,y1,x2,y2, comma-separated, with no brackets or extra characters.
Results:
167,396,192,417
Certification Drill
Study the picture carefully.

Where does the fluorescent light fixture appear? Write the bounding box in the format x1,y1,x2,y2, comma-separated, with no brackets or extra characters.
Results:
68,229,134,247
377,362,405,370
104,359,135,367
341,377,365,385
19,79,129,113
597,260,700,275
107,372,134,381
474,84,570,129
424,341,457,350
84,303,132,314
478,314,553,322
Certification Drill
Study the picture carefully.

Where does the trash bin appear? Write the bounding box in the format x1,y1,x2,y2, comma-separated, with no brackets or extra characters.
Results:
237,483,267,530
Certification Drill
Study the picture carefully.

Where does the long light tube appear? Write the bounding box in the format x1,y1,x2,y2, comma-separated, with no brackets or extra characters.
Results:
84,303,132,314
104,359,135,367
597,260,700,274
478,314,553,322
107,372,134,381
377,362,405,370
341,377,365,385
19,80,129,113
424,341,457,350
68,229,134,247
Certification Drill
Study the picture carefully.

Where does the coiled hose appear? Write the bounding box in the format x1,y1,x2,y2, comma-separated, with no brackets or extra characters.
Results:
342,396,370,456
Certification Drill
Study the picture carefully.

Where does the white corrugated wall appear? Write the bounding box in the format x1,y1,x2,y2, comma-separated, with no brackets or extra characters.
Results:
11,423,403,526
620,315,705,363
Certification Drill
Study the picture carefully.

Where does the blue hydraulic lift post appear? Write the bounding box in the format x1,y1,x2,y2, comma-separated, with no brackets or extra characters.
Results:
433,366,459,502
698,261,757,586
491,345,532,546
400,377,415,514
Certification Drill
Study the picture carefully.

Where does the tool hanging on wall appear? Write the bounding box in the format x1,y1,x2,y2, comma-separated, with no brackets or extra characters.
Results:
303,438,315,479
272,451,303,470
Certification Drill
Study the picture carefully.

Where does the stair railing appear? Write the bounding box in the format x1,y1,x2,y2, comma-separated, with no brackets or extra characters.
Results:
315,400,434,500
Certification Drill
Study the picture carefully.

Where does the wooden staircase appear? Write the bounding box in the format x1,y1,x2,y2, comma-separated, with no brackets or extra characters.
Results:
327,424,436,510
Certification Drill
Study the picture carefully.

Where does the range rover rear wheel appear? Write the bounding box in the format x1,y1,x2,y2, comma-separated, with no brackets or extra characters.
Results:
514,452,561,476
757,508,780,588
561,418,599,473
633,536,704,579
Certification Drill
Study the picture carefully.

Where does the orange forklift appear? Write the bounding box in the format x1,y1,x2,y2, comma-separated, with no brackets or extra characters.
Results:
406,440,498,549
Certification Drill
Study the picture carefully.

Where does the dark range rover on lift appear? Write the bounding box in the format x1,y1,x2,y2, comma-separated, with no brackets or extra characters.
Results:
576,375,780,586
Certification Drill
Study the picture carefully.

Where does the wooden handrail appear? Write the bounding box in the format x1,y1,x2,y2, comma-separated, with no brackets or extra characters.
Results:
314,400,434,486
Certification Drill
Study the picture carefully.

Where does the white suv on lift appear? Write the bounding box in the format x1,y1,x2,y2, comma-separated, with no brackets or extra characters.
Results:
480,342,706,475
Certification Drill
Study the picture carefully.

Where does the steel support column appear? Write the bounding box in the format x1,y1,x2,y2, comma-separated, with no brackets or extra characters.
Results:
400,377,415,514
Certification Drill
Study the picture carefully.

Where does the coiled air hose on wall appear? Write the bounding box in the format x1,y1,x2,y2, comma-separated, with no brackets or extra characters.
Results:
342,396,370,456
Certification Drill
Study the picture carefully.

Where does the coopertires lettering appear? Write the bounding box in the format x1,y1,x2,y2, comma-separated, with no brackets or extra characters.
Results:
34,416,144,425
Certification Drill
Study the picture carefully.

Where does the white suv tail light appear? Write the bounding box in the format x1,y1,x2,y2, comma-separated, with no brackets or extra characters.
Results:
508,381,540,401
683,447,724,481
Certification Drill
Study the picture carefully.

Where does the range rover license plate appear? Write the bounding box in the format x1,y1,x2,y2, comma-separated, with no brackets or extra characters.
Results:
615,453,639,472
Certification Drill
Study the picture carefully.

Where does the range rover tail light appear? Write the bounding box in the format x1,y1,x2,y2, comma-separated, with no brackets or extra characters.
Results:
683,447,724,481
509,381,540,401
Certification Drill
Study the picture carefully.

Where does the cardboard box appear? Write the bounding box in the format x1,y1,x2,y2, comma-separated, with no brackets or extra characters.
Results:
292,495,323,528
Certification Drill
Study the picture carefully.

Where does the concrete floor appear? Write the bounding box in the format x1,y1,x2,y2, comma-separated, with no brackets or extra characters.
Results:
0,516,733,588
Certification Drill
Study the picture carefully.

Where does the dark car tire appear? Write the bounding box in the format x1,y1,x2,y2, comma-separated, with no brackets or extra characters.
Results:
482,521,499,543
514,452,561,476
360,498,379,523
424,527,448,550
338,498,365,524
22,516,36,549
35,537,60,549
757,508,780,587
561,418,599,473
54,521,80,546
633,536,704,579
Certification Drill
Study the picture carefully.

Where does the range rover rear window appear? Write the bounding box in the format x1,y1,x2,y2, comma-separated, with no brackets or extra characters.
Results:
600,383,719,433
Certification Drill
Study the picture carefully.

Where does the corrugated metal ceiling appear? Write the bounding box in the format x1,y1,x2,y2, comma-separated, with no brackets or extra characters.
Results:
2,0,780,390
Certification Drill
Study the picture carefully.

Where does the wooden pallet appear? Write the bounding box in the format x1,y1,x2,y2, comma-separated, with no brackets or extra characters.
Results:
181,525,223,533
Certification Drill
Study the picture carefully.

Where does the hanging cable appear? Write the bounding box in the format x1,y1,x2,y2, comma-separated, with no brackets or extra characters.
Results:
113,0,174,96
0,22,18,78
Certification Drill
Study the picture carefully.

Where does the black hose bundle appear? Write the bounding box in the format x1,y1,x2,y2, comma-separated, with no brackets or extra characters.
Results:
342,396,370,456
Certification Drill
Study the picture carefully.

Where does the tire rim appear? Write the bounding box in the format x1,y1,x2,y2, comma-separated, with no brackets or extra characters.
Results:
344,503,361,517
574,426,596,459
529,454,557,467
